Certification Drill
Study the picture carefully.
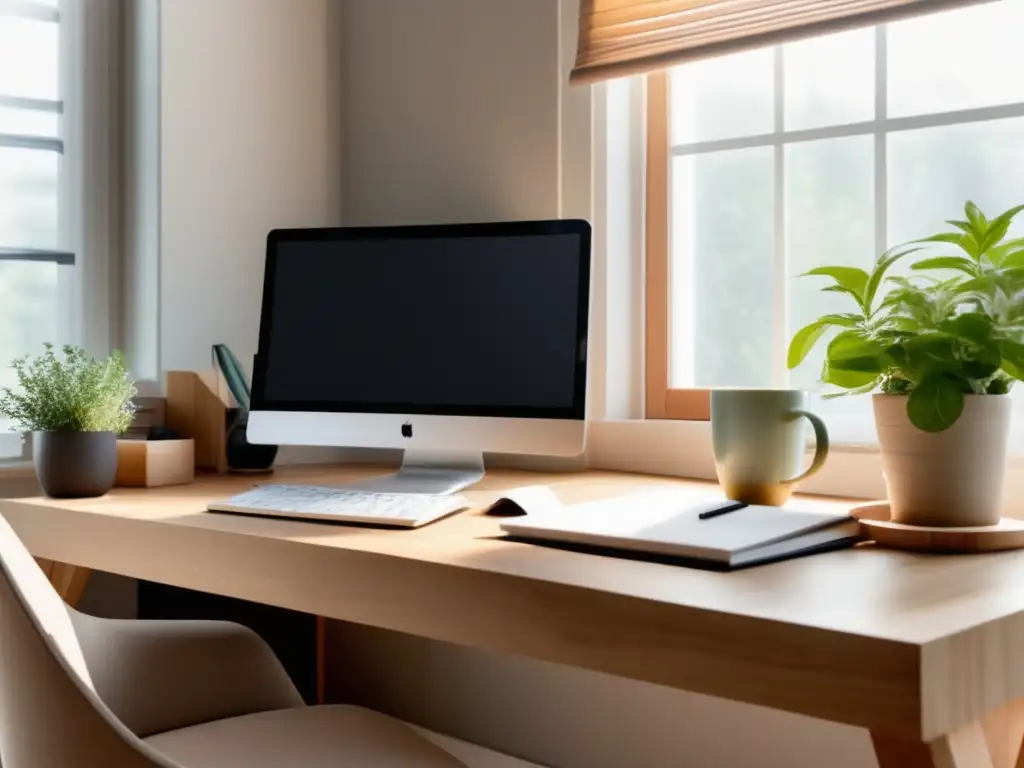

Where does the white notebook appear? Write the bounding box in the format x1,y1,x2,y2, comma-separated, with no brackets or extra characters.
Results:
497,488,860,569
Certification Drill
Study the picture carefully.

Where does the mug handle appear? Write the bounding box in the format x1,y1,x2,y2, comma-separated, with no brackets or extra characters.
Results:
784,410,830,485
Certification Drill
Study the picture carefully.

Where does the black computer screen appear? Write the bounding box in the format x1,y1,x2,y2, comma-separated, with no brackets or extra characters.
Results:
251,221,590,419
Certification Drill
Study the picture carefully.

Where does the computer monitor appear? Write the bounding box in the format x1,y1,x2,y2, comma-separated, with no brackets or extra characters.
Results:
248,219,591,494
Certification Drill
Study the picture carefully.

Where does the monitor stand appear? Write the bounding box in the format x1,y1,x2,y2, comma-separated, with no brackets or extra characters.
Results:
341,450,485,495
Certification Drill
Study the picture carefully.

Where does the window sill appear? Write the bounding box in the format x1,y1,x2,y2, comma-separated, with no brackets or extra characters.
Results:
586,419,1024,517
0,461,36,478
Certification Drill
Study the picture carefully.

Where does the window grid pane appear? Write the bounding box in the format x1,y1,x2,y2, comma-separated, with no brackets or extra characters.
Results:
0,15,58,101
666,0,1024,445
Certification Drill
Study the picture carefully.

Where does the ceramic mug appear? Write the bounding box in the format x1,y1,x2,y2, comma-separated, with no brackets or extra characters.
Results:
711,389,830,506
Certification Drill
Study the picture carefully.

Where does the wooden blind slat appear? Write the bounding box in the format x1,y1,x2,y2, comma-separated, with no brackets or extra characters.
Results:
572,0,987,84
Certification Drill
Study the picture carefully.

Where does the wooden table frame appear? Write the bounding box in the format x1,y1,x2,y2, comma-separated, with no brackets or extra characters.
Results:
8,465,1024,768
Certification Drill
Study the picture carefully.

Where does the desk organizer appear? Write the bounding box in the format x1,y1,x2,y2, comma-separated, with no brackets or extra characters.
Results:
115,439,195,487
165,370,232,473
164,369,277,474
851,502,1024,553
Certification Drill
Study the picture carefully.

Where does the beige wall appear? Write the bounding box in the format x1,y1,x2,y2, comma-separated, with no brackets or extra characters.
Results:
330,1,876,766
339,0,560,226
157,0,343,374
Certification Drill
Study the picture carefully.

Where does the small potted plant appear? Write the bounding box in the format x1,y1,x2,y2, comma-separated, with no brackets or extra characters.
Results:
0,344,137,498
788,201,1024,527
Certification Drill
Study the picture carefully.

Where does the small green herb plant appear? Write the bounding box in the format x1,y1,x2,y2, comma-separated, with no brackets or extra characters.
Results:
0,344,137,433
787,201,1024,433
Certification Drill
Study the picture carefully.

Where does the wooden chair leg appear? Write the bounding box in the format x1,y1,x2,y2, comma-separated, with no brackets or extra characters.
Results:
873,723,994,768
34,558,55,579
34,558,91,608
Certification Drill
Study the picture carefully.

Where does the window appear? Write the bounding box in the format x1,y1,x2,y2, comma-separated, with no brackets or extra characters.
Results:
646,0,1024,443
0,0,72,454
0,0,121,458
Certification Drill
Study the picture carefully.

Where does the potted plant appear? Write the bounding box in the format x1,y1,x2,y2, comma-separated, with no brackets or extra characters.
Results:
788,201,1024,527
0,344,137,498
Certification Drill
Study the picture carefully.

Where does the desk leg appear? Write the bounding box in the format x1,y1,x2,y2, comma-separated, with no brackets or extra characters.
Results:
874,702,1024,768
316,616,326,705
872,723,994,768
34,559,91,608
981,700,1024,768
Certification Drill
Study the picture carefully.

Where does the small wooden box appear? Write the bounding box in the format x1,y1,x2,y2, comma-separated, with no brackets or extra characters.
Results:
115,439,195,487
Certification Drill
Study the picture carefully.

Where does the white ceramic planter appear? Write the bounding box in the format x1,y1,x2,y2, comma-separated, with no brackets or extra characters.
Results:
873,393,1011,527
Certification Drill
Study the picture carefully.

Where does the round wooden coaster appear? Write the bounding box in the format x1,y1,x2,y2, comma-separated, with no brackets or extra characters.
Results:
851,503,1024,553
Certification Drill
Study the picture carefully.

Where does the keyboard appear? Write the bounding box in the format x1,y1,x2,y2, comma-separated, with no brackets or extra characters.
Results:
206,484,469,528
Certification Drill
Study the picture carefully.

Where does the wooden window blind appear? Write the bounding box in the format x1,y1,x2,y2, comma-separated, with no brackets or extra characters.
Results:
571,0,986,84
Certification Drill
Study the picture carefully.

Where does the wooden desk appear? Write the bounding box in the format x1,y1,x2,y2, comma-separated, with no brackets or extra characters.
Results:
2,465,1022,768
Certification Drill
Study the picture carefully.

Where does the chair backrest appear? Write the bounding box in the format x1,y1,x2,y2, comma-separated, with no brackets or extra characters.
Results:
0,513,178,768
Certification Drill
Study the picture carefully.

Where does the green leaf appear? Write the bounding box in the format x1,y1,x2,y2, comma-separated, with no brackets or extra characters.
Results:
821,285,867,309
965,200,989,239
955,279,994,299
827,331,885,374
978,203,1024,255
864,246,921,311
915,232,969,245
985,238,1024,267
963,349,1001,381
843,377,883,395
940,312,993,346
1001,340,1024,381
910,256,978,276
995,268,1024,295
1003,358,1024,381
902,332,957,359
890,334,958,384
999,249,1024,270
906,374,965,433
884,343,908,370
913,232,979,259
787,322,829,369
947,219,973,235
821,374,881,397
875,315,923,334
988,376,1012,395
878,284,936,325
801,267,870,308
821,359,879,389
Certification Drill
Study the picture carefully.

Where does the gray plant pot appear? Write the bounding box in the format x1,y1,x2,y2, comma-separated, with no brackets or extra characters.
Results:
33,431,118,499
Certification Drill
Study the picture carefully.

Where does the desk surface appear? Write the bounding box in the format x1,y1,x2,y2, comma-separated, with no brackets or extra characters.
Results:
3,465,1023,745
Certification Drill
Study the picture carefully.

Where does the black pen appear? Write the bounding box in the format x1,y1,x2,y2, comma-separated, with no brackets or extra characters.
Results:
698,501,748,520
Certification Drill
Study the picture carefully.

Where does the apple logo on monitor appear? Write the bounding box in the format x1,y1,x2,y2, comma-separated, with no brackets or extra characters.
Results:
401,422,413,438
